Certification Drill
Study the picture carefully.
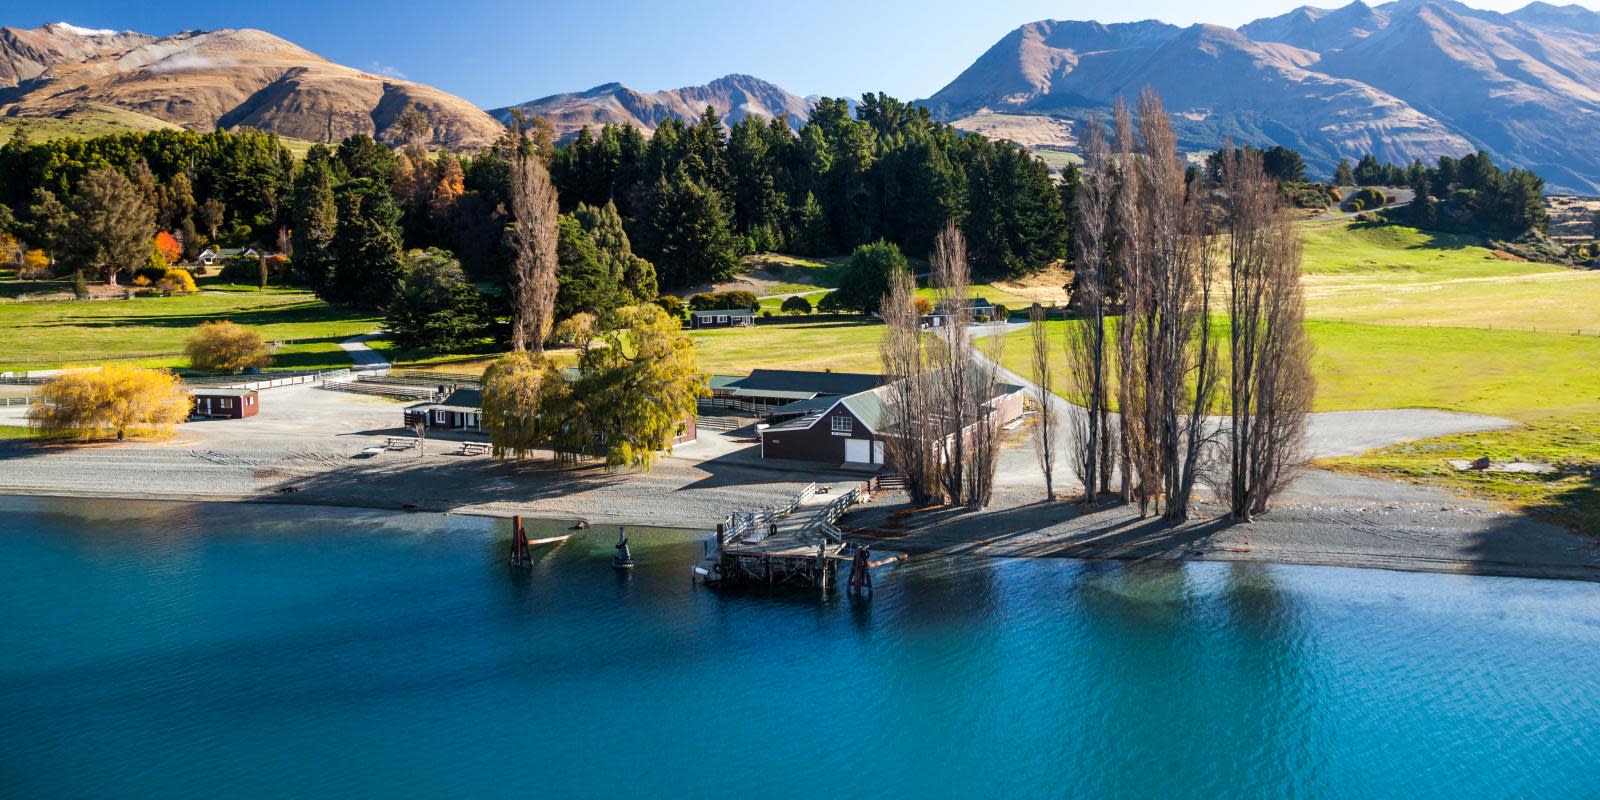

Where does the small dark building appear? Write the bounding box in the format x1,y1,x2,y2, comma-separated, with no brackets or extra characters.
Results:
404,387,697,446
688,308,756,329
923,297,998,327
405,388,484,432
758,369,1026,466
190,387,259,419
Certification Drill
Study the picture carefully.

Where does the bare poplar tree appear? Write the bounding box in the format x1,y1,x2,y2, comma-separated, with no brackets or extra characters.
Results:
1221,146,1315,519
965,320,1004,509
1110,97,1158,512
879,267,939,505
1134,89,1218,523
923,222,1002,508
929,221,973,505
1029,305,1059,501
1065,113,1115,504
506,112,560,353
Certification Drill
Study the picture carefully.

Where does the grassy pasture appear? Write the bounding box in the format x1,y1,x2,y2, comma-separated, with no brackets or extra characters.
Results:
689,318,885,376
0,289,379,372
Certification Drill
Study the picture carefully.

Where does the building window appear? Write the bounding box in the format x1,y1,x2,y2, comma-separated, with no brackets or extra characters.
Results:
717,315,728,323
831,415,853,434
220,398,233,409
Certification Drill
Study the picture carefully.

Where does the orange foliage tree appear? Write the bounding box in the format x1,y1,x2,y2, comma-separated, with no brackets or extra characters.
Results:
28,365,190,440
153,231,182,265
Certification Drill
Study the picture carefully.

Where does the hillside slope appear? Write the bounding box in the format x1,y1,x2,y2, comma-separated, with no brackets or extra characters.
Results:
0,23,504,150
923,1,1600,192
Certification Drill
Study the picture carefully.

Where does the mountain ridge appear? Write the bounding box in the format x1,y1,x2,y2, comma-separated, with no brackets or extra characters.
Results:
492,74,815,141
922,0,1600,192
0,22,505,150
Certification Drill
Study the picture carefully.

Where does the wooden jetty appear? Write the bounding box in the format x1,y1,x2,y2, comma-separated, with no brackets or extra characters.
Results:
696,479,906,592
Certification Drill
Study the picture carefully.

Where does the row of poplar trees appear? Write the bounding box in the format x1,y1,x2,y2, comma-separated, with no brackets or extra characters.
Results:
1043,89,1315,523
877,91,1312,522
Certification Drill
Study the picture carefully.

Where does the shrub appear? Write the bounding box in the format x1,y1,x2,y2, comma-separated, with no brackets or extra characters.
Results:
816,290,844,313
158,268,197,294
762,310,773,318
20,249,51,279
912,296,933,316
688,292,720,311
836,240,909,313
186,320,272,372
991,304,1010,321
654,295,686,318
718,290,759,311
1346,187,1386,211
219,257,262,283
780,295,812,315
28,365,189,440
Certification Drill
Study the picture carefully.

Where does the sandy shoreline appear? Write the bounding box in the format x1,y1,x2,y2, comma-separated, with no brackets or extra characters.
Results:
1,383,1594,583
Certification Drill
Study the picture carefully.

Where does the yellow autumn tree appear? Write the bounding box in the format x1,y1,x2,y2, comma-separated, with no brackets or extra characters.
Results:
29,365,190,440
185,320,272,373
480,351,567,461
21,248,51,279
158,268,196,294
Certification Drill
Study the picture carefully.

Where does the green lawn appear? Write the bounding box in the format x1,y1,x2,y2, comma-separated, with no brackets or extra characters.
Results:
1000,319,1600,418
0,289,380,372
1300,220,1600,332
741,253,851,295
690,318,886,376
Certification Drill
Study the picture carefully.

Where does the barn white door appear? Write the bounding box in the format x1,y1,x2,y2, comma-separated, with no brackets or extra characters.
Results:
872,441,885,464
845,438,871,463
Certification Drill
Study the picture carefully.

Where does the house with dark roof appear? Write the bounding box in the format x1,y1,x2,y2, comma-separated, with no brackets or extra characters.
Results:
705,369,889,415
688,308,756,329
757,368,1025,466
405,388,484,432
196,247,260,266
403,386,697,446
923,297,998,327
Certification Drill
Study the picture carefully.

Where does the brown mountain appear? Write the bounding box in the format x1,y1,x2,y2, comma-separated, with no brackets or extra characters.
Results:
0,23,504,150
924,1,1600,193
493,74,814,141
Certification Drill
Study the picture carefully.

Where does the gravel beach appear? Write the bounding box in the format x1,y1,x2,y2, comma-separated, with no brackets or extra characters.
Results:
0,382,1593,581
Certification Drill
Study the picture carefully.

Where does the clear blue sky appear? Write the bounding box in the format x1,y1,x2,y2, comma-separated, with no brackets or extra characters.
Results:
16,0,1594,108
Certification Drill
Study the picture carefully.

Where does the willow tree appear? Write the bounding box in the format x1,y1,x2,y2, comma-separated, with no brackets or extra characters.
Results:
1219,146,1314,520
571,304,707,471
506,112,561,352
185,320,272,373
29,366,188,441
480,351,566,461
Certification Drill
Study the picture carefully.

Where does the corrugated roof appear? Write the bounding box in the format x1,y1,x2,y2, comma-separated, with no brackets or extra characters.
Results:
187,387,256,397
727,369,885,397
442,387,481,409
690,308,756,316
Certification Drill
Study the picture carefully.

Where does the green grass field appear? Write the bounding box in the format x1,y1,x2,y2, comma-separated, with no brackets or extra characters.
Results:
689,318,885,376
0,289,380,372
1300,220,1600,332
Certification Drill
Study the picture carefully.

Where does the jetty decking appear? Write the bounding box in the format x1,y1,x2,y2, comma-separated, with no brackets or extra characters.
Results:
697,479,906,592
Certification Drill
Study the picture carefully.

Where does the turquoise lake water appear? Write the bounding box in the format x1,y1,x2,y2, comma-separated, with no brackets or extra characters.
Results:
1,495,1598,798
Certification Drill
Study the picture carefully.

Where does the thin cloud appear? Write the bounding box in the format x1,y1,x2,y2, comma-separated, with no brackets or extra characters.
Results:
367,62,407,79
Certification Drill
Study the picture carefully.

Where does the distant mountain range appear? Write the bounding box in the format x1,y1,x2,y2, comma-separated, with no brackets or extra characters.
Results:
490,74,818,141
921,0,1600,193
7,2,1600,192
0,22,503,149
